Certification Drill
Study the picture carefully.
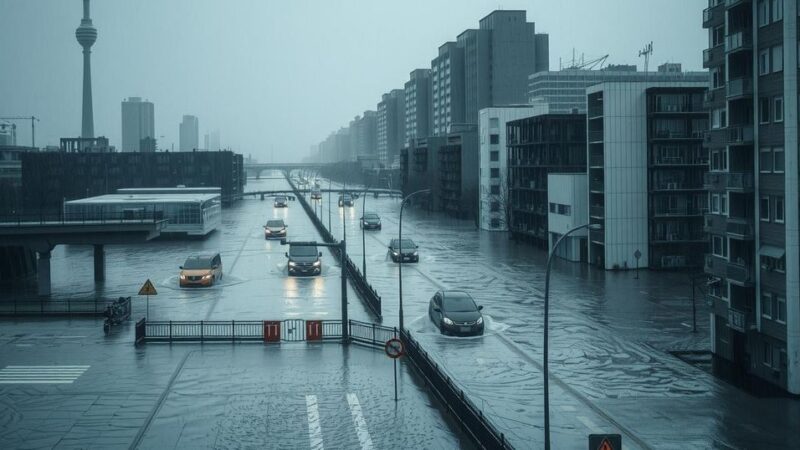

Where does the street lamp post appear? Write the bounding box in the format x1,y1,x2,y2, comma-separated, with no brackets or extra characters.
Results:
361,184,371,279
328,178,332,231
398,189,430,332
543,223,600,450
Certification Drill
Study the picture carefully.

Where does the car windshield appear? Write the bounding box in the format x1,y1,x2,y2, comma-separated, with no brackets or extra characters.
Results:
443,293,478,312
290,245,318,257
266,220,284,227
183,257,212,269
343,195,352,200
364,214,379,220
275,196,287,201
393,239,415,249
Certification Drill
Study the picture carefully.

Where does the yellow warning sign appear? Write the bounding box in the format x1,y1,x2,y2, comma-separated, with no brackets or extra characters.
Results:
138,279,158,296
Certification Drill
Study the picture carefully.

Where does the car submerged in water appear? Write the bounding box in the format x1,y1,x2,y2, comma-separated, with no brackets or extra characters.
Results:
360,212,382,230
179,253,223,287
264,219,287,239
286,242,322,276
428,290,484,336
388,238,418,262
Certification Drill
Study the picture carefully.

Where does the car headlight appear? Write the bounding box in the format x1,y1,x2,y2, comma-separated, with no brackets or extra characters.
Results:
313,260,321,267
443,317,454,325
392,251,399,256
202,274,212,279
179,275,186,280
476,317,483,325
412,251,418,256
265,229,272,234
288,261,296,267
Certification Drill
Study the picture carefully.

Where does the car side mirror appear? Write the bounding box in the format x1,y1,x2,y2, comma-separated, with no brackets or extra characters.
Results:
179,266,183,270
285,252,289,257
478,305,484,311
318,252,323,257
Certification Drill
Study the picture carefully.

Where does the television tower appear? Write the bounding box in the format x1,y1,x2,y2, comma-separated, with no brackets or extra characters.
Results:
75,0,97,138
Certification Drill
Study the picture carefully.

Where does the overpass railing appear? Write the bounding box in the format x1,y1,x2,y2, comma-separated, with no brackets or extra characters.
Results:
0,209,164,226
0,296,130,316
286,176,383,320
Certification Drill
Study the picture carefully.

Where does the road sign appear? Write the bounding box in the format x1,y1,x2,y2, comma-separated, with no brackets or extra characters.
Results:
138,279,158,296
588,434,621,450
634,249,642,260
384,338,404,359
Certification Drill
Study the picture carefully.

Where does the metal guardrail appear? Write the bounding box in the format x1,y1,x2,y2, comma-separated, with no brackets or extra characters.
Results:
0,209,164,226
287,176,383,320
401,329,513,449
349,319,396,347
0,297,122,316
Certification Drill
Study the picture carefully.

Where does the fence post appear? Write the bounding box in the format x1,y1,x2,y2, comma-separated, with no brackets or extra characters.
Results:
372,322,376,346
169,320,172,340
200,320,204,343
232,320,235,343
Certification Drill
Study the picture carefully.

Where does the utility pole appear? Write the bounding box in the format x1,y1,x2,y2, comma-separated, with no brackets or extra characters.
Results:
638,41,653,73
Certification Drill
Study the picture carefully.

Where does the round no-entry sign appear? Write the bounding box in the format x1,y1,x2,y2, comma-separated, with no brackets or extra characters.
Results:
384,338,404,359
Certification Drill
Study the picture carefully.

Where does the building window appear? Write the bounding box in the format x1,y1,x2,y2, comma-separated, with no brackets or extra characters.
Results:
549,202,557,213
772,45,783,72
772,0,783,21
762,292,773,318
490,151,499,162
712,235,728,258
776,296,786,323
774,97,784,122
490,134,500,145
760,147,773,172
758,0,770,26
774,147,785,172
558,204,571,216
759,98,771,123
490,168,500,178
759,49,770,75
489,118,499,128
760,196,771,221
712,26,724,47
711,149,728,171
721,193,728,215
490,201,500,212
774,196,785,222
711,66,725,88
711,193,720,213
712,108,727,129
490,218,500,228
490,184,500,195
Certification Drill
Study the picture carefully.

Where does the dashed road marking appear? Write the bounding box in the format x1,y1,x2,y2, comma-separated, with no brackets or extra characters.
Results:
306,395,324,450
576,415,601,433
346,393,374,450
0,365,89,384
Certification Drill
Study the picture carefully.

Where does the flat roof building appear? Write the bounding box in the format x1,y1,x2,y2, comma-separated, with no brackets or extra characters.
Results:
121,97,155,152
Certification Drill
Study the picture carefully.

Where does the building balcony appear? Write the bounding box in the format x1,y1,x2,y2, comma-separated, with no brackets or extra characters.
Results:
703,171,754,192
651,182,705,192
728,125,754,145
704,213,726,233
588,106,603,119
590,229,605,244
703,88,722,107
589,153,604,168
651,231,706,243
589,178,604,193
651,156,709,166
650,130,705,141
705,254,727,279
726,78,753,100
727,307,755,332
725,31,752,54
703,46,724,68
725,0,750,10
702,7,715,27
652,206,707,217
727,260,755,286
590,205,604,218
726,217,754,239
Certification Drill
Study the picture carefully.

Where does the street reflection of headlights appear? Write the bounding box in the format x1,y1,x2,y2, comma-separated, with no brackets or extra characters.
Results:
476,317,483,325
313,261,321,267
288,261,297,267
443,317,454,325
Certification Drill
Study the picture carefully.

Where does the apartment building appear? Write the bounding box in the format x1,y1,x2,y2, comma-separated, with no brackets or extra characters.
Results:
702,0,799,393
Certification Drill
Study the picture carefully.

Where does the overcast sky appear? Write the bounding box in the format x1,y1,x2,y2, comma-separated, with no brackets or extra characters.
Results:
0,0,705,161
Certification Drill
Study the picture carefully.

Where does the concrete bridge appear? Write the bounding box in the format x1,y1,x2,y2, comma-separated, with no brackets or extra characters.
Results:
244,163,325,179
0,213,166,295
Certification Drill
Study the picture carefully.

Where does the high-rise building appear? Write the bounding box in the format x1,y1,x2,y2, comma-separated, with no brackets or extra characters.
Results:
586,80,709,271
431,42,465,136
376,89,405,166
75,0,97,140
121,97,155,152
204,130,221,151
404,69,432,147
0,121,16,146
457,10,549,125
702,0,799,393
179,115,199,151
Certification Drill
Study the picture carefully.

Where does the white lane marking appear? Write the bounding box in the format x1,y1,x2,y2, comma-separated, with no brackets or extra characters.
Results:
306,395,324,450
346,393,374,450
559,405,577,412
0,365,89,384
576,415,601,433
680,322,691,328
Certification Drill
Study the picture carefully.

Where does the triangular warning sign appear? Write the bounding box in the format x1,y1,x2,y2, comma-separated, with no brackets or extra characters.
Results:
598,438,614,450
138,279,158,296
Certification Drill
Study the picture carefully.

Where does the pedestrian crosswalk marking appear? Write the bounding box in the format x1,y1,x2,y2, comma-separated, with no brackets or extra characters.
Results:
0,365,89,384
346,393,374,450
306,395,324,450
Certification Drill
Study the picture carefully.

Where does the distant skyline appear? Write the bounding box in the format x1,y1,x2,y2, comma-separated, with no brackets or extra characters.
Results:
0,0,705,161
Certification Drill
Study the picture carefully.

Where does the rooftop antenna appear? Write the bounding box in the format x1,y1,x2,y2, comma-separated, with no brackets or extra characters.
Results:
638,41,653,73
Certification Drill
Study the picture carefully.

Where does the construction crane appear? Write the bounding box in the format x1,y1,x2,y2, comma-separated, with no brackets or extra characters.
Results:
0,116,40,147
638,41,653,73
559,50,609,70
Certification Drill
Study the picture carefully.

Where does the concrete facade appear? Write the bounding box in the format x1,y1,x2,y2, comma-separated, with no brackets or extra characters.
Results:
547,173,588,262
376,89,405,167
404,69,432,147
